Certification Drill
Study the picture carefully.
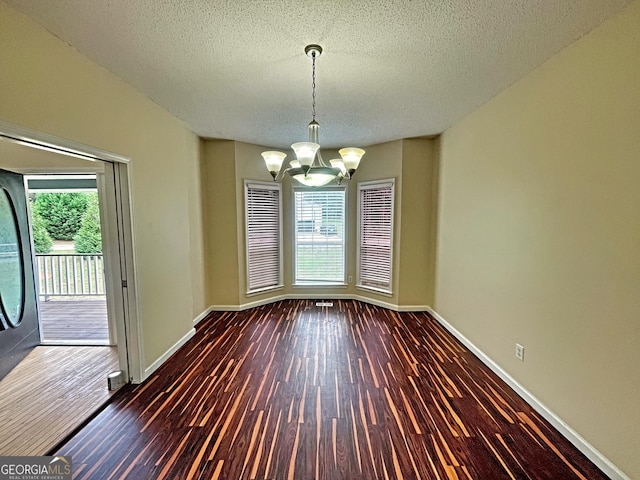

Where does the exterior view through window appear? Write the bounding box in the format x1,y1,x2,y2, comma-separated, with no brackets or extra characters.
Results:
294,187,345,284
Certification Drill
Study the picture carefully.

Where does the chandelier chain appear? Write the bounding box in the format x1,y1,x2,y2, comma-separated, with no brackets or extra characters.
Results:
311,51,317,121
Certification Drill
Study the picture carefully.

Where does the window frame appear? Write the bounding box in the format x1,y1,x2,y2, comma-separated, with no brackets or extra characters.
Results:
244,180,283,295
292,185,347,286
357,178,395,295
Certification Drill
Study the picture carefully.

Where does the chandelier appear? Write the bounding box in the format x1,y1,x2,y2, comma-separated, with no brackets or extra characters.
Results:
261,45,365,187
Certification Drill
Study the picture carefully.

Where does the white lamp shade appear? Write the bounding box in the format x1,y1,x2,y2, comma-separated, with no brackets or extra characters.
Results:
338,147,365,172
290,160,301,169
292,172,335,187
291,142,320,167
329,159,347,175
261,151,286,174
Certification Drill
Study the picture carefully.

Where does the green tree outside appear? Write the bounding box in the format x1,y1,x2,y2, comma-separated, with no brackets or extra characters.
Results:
31,208,52,253
74,193,102,254
33,192,89,240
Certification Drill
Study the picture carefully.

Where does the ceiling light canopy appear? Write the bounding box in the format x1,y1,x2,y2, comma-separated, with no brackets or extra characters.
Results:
261,45,365,187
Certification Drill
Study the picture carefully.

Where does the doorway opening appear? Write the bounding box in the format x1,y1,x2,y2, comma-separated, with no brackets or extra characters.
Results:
0,120,142,454
27,175,111,345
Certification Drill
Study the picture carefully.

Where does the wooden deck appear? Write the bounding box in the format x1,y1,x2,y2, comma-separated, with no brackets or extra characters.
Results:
55,300,607,480
0,346,119,456
39,298,110,345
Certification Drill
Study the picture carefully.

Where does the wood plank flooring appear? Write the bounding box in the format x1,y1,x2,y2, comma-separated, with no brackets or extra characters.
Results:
0,346,118,456
39,299,110,344
54,300,606,479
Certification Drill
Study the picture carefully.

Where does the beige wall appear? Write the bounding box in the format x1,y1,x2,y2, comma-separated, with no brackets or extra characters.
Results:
202,140,240,307
399,138,438,306
436,2,640,478
202,137,437,310
0,1,206,369
186,136,207,319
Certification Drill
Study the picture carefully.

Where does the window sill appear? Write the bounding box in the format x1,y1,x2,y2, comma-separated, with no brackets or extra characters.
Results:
246,285,284,297
293,283,348,288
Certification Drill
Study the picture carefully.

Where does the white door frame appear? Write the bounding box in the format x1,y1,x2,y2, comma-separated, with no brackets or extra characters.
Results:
0,119,144,383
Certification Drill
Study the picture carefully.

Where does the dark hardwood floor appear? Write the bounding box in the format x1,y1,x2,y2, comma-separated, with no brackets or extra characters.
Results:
54,300,606,479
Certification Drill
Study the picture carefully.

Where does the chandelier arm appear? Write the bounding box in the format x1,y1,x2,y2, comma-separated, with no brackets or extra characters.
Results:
316,150,329,167
273,166,295,182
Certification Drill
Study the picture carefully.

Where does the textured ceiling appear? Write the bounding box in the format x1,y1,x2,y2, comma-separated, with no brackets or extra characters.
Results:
4,0,634,148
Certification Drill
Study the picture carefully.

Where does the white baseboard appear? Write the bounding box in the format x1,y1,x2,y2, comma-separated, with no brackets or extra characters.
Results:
143,327,196,380
286,293,354,303
351,294,398,311
210,294,288,312
210,294,430,313
426,307,629,480
193,306,215,325
352,295,430,312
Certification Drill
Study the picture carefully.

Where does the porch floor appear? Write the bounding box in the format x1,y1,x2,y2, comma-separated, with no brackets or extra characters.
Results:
39,298,110,345
0,346,119,455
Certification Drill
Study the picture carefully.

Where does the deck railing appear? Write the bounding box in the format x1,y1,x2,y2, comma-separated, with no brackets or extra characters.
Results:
35,254,105,298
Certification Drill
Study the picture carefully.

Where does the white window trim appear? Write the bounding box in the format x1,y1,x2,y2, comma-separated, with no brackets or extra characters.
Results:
292,185,347,286
245,180,283,295
357,178,395,295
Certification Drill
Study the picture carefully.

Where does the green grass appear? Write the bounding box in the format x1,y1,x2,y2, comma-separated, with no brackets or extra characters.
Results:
296,244,344,281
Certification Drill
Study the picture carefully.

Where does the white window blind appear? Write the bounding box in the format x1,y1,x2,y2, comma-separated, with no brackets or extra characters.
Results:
358,180,394,293
245,181,282,293
294,188,346,284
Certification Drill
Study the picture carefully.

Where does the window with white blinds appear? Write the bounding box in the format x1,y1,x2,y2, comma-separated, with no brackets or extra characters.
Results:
358,180,394,293
294,187,346,284
245,181,282,294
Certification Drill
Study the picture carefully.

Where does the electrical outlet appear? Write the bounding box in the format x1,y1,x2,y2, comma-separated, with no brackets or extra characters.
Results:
348,276,353,283
515,343,525,361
